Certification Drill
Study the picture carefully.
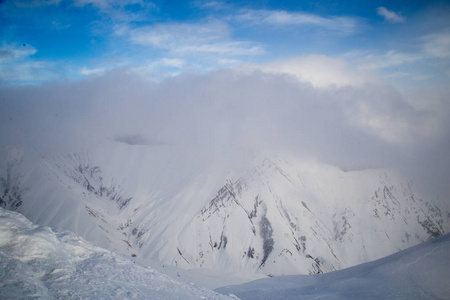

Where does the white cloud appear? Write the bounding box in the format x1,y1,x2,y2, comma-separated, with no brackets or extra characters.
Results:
74,0,156,21
0,44,37,62
13,0,61,7
51,21,71,30
156,58,185,69
217,58,242,67
234,9,359,35
353,50,421,70
422,31,450,58
351,101,414,144
0,60,56,82
116,57,189,81
133,58,185,76
80,67,106,76
195,1,230,11
173,41,263,56
123,20,264,56
240,55,371,88
0,44,57,83
75,0,145,10
377,7,405,24
126,20,228,48
236,55,434,145
3,64,449,196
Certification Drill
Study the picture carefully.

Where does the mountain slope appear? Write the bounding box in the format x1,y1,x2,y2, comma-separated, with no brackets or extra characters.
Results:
1,143,448,279
0,207,231,299
216,232,450,299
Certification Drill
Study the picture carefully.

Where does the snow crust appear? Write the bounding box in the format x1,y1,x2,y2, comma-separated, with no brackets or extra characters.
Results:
0,208,230,299
216,232,450,299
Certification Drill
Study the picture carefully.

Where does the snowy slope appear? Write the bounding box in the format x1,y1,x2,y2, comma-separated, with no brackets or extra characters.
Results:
0,207,231,299
216,232,450,299
1,142,448,281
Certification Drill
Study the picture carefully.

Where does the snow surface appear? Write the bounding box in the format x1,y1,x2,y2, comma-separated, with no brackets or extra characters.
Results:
2,206,448,300
0,207,231,299
216,232,450,299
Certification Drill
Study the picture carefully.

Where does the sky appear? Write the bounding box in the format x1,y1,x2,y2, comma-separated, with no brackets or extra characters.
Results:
1,0,449,86
0,0,450,201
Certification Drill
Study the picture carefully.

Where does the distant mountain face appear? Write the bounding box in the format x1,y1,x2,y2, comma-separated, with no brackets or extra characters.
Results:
1,143,448,277
176,157,447,275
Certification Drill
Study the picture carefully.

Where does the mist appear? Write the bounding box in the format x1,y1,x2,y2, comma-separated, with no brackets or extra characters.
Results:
0,66,449,203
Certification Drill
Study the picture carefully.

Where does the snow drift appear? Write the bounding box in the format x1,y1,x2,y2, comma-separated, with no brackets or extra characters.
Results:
0,207,230,299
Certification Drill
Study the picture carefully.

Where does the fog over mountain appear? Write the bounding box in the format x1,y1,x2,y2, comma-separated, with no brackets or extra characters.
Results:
1,66,449,203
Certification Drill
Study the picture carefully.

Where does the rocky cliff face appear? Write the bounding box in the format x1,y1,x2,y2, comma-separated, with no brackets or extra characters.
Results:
0,149,26,211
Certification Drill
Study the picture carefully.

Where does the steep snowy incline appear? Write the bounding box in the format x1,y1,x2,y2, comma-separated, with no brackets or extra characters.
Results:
216,233,450,299
0,207,231,299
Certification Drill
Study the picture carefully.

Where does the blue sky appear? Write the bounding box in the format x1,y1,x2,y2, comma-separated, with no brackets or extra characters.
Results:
1,0,449,87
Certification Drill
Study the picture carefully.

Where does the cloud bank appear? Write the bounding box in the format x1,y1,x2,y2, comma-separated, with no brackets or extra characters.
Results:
1,57,449,202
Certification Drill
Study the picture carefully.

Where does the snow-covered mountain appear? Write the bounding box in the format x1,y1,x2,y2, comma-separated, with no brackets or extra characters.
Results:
216,232,450,299
176,155,447,276
0,207,230,299
1,140,448,281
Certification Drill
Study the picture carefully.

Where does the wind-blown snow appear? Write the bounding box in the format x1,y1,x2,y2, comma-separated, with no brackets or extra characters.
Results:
0,207,230,299
216,232,450,299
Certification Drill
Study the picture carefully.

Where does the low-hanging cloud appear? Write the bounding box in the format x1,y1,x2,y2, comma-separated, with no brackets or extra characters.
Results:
0,59,449,202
